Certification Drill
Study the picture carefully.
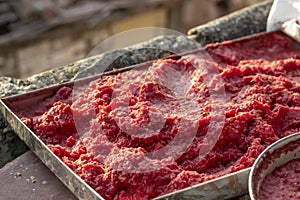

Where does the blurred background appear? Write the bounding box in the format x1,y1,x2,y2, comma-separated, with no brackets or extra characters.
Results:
0,0,260,78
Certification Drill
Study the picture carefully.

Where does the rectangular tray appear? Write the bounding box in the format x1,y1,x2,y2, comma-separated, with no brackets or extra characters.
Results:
1,31,297,200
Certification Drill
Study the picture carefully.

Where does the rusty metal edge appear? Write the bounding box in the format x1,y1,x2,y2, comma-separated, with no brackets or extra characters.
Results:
156,168,250,200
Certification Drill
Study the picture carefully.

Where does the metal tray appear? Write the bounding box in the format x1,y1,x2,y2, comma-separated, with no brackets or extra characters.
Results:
1,31,299,200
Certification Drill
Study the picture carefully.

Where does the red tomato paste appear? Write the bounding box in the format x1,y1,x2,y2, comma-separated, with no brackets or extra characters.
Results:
258,158,300,199
20,32,300,199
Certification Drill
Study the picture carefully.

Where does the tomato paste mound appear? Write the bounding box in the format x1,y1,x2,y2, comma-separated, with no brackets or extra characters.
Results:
19,31,300,199
206,31,300,66
258,158,300,200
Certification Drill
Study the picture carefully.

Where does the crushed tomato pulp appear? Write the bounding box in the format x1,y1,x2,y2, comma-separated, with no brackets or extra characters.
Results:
259,158,300,199
20,32,300,199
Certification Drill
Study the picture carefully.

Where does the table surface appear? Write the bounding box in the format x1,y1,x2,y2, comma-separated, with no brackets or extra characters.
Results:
0,151,77,200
